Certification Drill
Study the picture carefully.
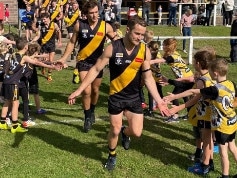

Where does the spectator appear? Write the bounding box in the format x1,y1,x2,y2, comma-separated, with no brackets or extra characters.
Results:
112,0,122,24
180,9,195,53
103,0,117,29
203,0,216,26
168,0,178,27
157,5,162,25
4,4,9,23
223,0,234,27
142,0,151,25
230,17,237,62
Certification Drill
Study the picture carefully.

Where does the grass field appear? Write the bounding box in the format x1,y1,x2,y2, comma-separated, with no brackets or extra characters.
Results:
0,25,237,178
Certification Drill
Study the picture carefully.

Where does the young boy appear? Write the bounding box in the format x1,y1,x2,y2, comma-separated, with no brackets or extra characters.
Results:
164,58,237,178
164,49,217,175
0,37,59,133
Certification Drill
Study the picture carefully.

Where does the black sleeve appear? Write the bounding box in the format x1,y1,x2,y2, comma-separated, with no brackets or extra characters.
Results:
200,86,218,100
164,56,174,64
168,79,188,87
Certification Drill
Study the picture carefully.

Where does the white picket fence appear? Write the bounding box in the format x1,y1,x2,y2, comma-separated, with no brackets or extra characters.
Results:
153,36,237,64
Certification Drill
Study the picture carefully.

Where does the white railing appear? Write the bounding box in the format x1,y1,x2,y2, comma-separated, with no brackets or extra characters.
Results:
153,36,237,64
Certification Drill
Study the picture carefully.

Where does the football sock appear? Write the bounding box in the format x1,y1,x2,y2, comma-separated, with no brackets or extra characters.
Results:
109,147,116,157
84,109,91,118
0,117,6,124
12,120,19,129
90,104,95,113
195,148,202,158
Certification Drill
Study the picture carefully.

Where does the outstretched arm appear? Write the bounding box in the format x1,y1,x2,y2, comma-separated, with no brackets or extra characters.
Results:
142,47,170,117
68,44,112,104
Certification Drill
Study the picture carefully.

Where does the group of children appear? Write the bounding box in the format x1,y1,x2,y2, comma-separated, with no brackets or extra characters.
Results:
138,28,237,177
0,22,60,133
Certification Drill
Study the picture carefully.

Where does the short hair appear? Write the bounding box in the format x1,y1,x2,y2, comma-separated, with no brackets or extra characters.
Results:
27,43,41,56
5,33,16,41
114,21,121,30
40,12,50,19
148,41,159,53
194,49,216,70
163,38,177,57
82,0,99,15
15,37,28,50
144,30,154,43
127,16,147,30
209,58,228,76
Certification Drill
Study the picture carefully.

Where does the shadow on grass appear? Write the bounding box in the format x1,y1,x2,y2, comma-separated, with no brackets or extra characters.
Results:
28,128,105,162
12,132,27,148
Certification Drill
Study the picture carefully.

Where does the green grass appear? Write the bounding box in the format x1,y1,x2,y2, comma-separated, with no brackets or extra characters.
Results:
0,25,237,178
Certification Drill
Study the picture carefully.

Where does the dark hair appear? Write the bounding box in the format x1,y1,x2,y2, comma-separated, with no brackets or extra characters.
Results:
127,16,147,30
15,37,28,50
27,43,41,56
82,0,99,15
40,12,50,19
194,49,216,69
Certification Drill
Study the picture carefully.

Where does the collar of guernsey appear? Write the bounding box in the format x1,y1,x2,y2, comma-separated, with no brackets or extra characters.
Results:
109,43,146,95
41,22,55,45
77,21,106,61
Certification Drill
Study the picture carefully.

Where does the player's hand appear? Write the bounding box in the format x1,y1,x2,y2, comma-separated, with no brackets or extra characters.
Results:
52,61,63,70
68,91,81,105
57,42,62,48
163,92,175,103
157,101,171,117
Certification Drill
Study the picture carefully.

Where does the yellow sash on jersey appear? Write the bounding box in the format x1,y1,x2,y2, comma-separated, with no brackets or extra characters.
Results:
109,43,146,95
41,22,55,45
51,5,61,21
67,10,80,27
77,21,106,60
28,0,35,5
61,0,68,5
42,0,50,8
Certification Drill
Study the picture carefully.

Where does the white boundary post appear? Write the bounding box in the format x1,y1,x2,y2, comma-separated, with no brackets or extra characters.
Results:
178,4,182,26
188,36,193,64
213,4,217,26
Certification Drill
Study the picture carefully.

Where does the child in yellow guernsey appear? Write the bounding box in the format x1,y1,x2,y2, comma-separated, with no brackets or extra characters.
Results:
164,49,217,175
156,38,194,123
164,58,237,178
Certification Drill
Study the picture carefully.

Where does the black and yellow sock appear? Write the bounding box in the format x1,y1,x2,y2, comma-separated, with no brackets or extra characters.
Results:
12,120,19,129
109,147,116,157
0,117,6,124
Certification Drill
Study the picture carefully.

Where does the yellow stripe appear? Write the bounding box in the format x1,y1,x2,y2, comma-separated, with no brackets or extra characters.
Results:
28,0,35,4
109,43,145,95
50,5,60,21
41,22,55,45
42,0,50,8
61,0,68,5
77,21,105,60
67,10,80,27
